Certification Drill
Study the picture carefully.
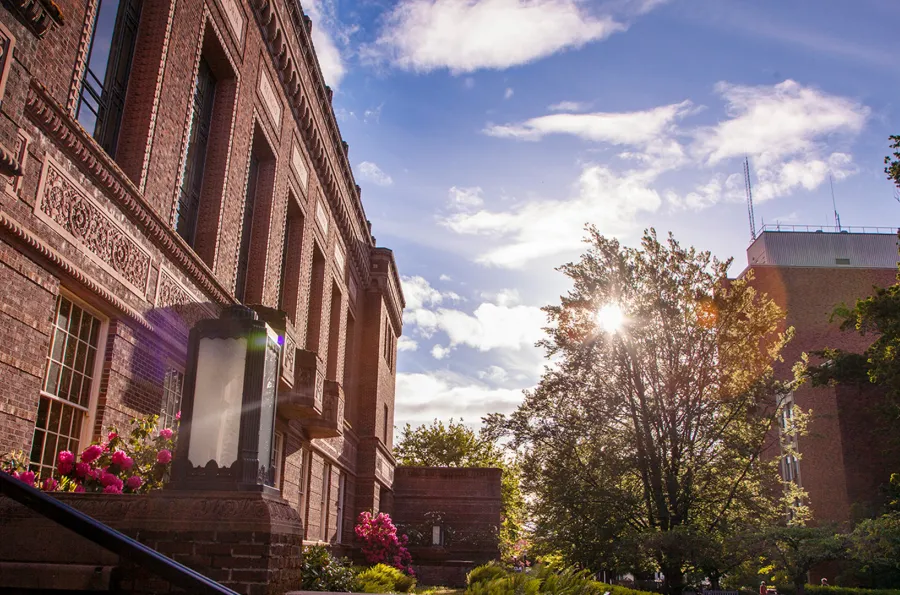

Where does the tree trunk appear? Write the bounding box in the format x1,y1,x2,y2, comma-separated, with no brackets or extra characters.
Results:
709,572,722,591
661,562,685,595
796,579,806,595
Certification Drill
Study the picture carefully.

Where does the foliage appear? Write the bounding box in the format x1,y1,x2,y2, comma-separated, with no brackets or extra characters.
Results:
468,563,510,587
777,587,900,595
759,526,845,595
464,564,659,595
299,545,356,592
491,228,798,595
886,135,900,191
394,418,527,561
1,414,177,494
354,564,417,593
355,511,414,575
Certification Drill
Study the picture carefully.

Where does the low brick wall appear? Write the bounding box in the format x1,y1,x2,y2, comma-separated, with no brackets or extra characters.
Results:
392,467,502,587
0,490,304,595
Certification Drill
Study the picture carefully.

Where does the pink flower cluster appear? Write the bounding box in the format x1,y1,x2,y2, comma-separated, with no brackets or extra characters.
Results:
2,414,179,495
354,511,414,576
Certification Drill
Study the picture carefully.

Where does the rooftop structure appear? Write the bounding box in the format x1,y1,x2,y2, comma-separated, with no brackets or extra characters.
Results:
747,225,899,269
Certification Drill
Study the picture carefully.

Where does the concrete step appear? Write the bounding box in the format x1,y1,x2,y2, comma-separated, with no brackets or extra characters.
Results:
0,562,115,591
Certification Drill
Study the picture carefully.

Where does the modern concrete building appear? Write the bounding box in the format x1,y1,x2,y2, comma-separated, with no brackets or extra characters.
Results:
743,225,900,524
0,0,404,548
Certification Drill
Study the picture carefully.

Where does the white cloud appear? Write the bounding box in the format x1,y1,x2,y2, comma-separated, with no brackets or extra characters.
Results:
401,275,460,310
485,100,692,146
504,88,514,100
548,100,592,112
366,0,625,73
395,371,528,425
357,161,394,186
431,344,452,359
403,277,545,352
439,274,452,282
305,0,349,88
693,80,869,167
478,365,509,383
364,103,384,124
443,165,662,267
398,336,419,352
448,186,485,210
480,289,521,307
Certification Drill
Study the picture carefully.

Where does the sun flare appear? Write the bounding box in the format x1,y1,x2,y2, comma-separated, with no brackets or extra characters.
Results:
595,303,625,333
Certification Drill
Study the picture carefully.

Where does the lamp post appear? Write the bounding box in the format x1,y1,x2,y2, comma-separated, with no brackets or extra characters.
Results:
171,305,281,493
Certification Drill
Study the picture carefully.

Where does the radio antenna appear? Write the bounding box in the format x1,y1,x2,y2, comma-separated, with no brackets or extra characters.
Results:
830,173,841,231
744,157,756,240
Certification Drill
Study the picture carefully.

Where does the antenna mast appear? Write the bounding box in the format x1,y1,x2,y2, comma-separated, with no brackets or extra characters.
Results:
830,173,841,231
744,157,756,241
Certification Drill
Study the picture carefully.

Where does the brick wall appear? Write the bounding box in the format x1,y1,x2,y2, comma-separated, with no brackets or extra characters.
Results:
0,0,404,551
747,265,900,525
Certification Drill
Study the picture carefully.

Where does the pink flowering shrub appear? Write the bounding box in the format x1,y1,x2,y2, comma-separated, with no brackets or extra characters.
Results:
1,413,178,494
354,511,414,576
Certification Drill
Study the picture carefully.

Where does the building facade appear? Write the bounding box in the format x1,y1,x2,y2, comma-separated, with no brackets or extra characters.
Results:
744,227,900,524
0,0,403,546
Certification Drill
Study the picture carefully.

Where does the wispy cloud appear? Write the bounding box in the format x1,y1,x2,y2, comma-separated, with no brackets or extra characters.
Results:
547,100,592,112
364,0,633,73
357,161,394,186
504,88,514,100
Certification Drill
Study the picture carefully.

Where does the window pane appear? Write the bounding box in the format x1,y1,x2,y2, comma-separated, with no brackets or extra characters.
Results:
50,329,66,362
44,361,61,395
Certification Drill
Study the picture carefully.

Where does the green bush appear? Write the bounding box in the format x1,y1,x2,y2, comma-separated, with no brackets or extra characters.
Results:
463,565,651,595
777,587,900,595
354,563,417,593
468,563,511,587
300,545,356,592
594,583,659,595
466,573,542,595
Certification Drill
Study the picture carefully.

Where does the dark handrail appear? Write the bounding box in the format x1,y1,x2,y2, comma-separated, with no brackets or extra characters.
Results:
0,471,238,595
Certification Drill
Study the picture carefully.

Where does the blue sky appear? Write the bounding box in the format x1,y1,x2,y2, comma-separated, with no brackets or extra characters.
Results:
305,0,900,429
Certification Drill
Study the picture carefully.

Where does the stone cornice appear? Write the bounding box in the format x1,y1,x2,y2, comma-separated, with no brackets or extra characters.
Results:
247,0,372,286
24,81,237,308
0,209,154,333
370,247,404,332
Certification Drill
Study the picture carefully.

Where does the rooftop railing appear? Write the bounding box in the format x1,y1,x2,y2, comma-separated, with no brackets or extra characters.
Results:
758,224,898,235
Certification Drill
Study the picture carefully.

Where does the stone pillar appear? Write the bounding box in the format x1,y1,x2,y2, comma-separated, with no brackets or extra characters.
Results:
0,490,303,595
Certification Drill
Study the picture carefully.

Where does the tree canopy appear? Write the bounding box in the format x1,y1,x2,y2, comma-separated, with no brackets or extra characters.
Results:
490,228,798,595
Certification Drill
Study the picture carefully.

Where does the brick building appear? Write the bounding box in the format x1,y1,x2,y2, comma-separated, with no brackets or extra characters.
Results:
0,0,404,547
743,226,900,524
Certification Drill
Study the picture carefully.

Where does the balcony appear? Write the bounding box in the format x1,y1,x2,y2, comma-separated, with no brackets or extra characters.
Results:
277,349,324,420
303,380,344,438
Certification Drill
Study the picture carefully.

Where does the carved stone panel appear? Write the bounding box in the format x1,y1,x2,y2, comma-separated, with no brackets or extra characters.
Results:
154,267,217,335
35,157,153,297
218,0,244,43
258,68,282,131
291,142,308,191
6,129,30,196
315,199,329,237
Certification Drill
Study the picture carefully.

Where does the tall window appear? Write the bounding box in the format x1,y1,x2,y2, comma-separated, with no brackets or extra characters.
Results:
31,296,104,478
272,431,284,490
234,154,260,302
76,0,143,157
159,368,183,431
326,283,342,380
306,246,326,351
298,446,309,533
320,462,332,541
175,58,217,247
278,200,304,320
336,473,346,543
383,404,389,443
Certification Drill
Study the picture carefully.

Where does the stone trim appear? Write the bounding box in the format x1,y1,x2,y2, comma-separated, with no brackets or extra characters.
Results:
34,154,154,298
138,0,179,194
0,20,16,104
66,0,99,115
0,210,154,333
247,0,371,286
6,0,64,39
5,128,31,196
25,80,236,307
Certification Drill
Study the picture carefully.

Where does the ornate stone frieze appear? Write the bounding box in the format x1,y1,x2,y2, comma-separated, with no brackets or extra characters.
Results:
35,157,153,297
7,0,64,38
25,81,235,307
154,267,218,333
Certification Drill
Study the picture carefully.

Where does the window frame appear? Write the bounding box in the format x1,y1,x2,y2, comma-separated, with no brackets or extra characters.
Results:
33,291,109,474
159,365,184,432
272,430,285,490
321,461,332,542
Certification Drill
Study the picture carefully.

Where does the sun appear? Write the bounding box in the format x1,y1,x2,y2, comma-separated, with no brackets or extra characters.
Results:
595,303,625,333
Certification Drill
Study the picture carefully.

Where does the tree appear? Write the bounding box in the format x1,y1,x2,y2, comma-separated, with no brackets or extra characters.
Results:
393,419,526,560
494,228,797,595
759,526,845,595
